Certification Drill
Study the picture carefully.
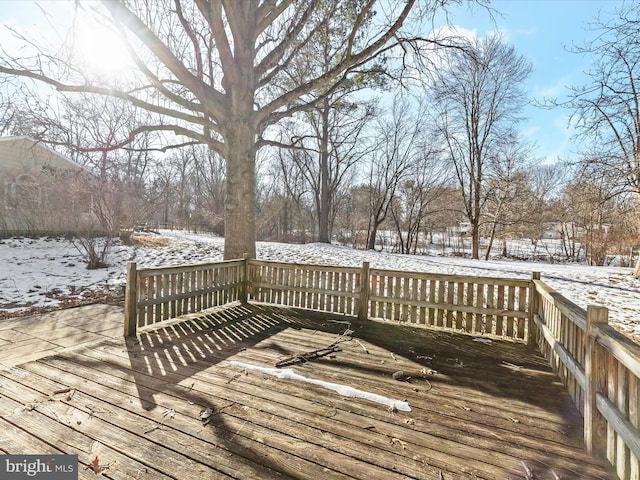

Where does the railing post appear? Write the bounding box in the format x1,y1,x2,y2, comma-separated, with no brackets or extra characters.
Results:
584,305,609,456
528,272,540,345
358,262,370,322
241,253,250,305
124,261,138,338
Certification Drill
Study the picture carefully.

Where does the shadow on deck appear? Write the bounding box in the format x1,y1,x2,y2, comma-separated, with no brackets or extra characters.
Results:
0,303,616,479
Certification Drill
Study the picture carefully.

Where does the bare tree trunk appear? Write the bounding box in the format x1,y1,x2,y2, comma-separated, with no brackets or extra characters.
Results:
224,135,256,260
224,65,257,259
471,225,480,259
367,220,379,250
318,104,331,243
484,222,496,260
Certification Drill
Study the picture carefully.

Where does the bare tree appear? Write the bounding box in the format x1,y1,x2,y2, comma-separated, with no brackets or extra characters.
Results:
519,162,565,255
268,146,316,241
278,97,376,243
0,89,14,136
482,137,532,259
269,3,382,244
151,143,225,233
0,0,476,259
191,146,226,233
430,33,532,259
561,1,640,274
158,148,198,231
559,171,631,266
365,96,423,250
389,145,450,254
256,154,314,242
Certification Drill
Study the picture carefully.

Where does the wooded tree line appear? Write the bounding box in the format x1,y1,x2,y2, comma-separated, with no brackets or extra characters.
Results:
5,88,636,266
0,1,639,269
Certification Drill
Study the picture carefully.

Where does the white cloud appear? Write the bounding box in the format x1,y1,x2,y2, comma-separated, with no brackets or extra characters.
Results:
534,74,575,99
499,25,538,44
520,126,540,139
432,24,479,43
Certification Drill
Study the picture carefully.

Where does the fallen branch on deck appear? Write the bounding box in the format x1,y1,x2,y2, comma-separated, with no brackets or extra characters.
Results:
275,329,354,368
275,345,342,367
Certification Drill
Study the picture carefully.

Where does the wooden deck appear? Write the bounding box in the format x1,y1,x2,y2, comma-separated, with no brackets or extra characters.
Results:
0,304,123,369
0,303,616,479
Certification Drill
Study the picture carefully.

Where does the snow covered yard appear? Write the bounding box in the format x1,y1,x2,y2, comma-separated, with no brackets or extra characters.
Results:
1,230,639,341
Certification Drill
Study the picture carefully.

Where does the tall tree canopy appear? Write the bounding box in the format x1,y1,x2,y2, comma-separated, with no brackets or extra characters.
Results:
562,1,640,274
566,1,640,194
0,0,473,259
430,33,532,259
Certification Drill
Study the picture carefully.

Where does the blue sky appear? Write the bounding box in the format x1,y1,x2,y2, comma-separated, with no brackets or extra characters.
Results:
0,0,625,162
446,0,624,162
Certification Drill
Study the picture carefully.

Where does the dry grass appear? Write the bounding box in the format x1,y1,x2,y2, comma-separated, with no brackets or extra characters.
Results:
128,232,175,248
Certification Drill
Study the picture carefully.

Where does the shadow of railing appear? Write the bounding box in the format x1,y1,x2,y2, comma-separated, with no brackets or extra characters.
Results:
125,303,316,410
117,301,615,478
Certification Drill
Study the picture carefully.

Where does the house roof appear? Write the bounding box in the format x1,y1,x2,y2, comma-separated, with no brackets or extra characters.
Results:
0,136,84,173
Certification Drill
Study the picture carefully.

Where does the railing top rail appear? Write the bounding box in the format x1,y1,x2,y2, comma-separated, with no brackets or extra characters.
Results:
368,267,531,287
593,322,640,380
136,258,244,276
247,259,533,287
247,258,360,273
533,279,587,332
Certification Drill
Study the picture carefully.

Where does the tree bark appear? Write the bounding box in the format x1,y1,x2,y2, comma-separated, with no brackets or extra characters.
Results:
224,127,256,260
484,223,496,260
471,225,480,259
318,101,331,243
366,223,378,250
220,4,257,260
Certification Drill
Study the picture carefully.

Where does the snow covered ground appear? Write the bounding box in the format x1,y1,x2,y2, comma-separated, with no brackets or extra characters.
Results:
1,229,639,342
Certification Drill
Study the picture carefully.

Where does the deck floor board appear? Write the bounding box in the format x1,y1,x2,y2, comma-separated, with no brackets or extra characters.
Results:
0,304,616,479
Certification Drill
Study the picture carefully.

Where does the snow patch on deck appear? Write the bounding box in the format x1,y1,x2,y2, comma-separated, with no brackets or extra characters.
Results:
229,360,411,412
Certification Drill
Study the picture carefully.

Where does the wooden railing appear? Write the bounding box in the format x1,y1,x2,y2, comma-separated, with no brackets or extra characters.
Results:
247,260,362,316
125,259,533,340
531,277,640,480
245,261,530,340
366,267,530,339
124,257,640,478
124,259,245,336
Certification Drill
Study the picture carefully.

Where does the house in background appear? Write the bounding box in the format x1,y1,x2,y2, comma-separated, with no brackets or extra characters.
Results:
0,136,95,236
